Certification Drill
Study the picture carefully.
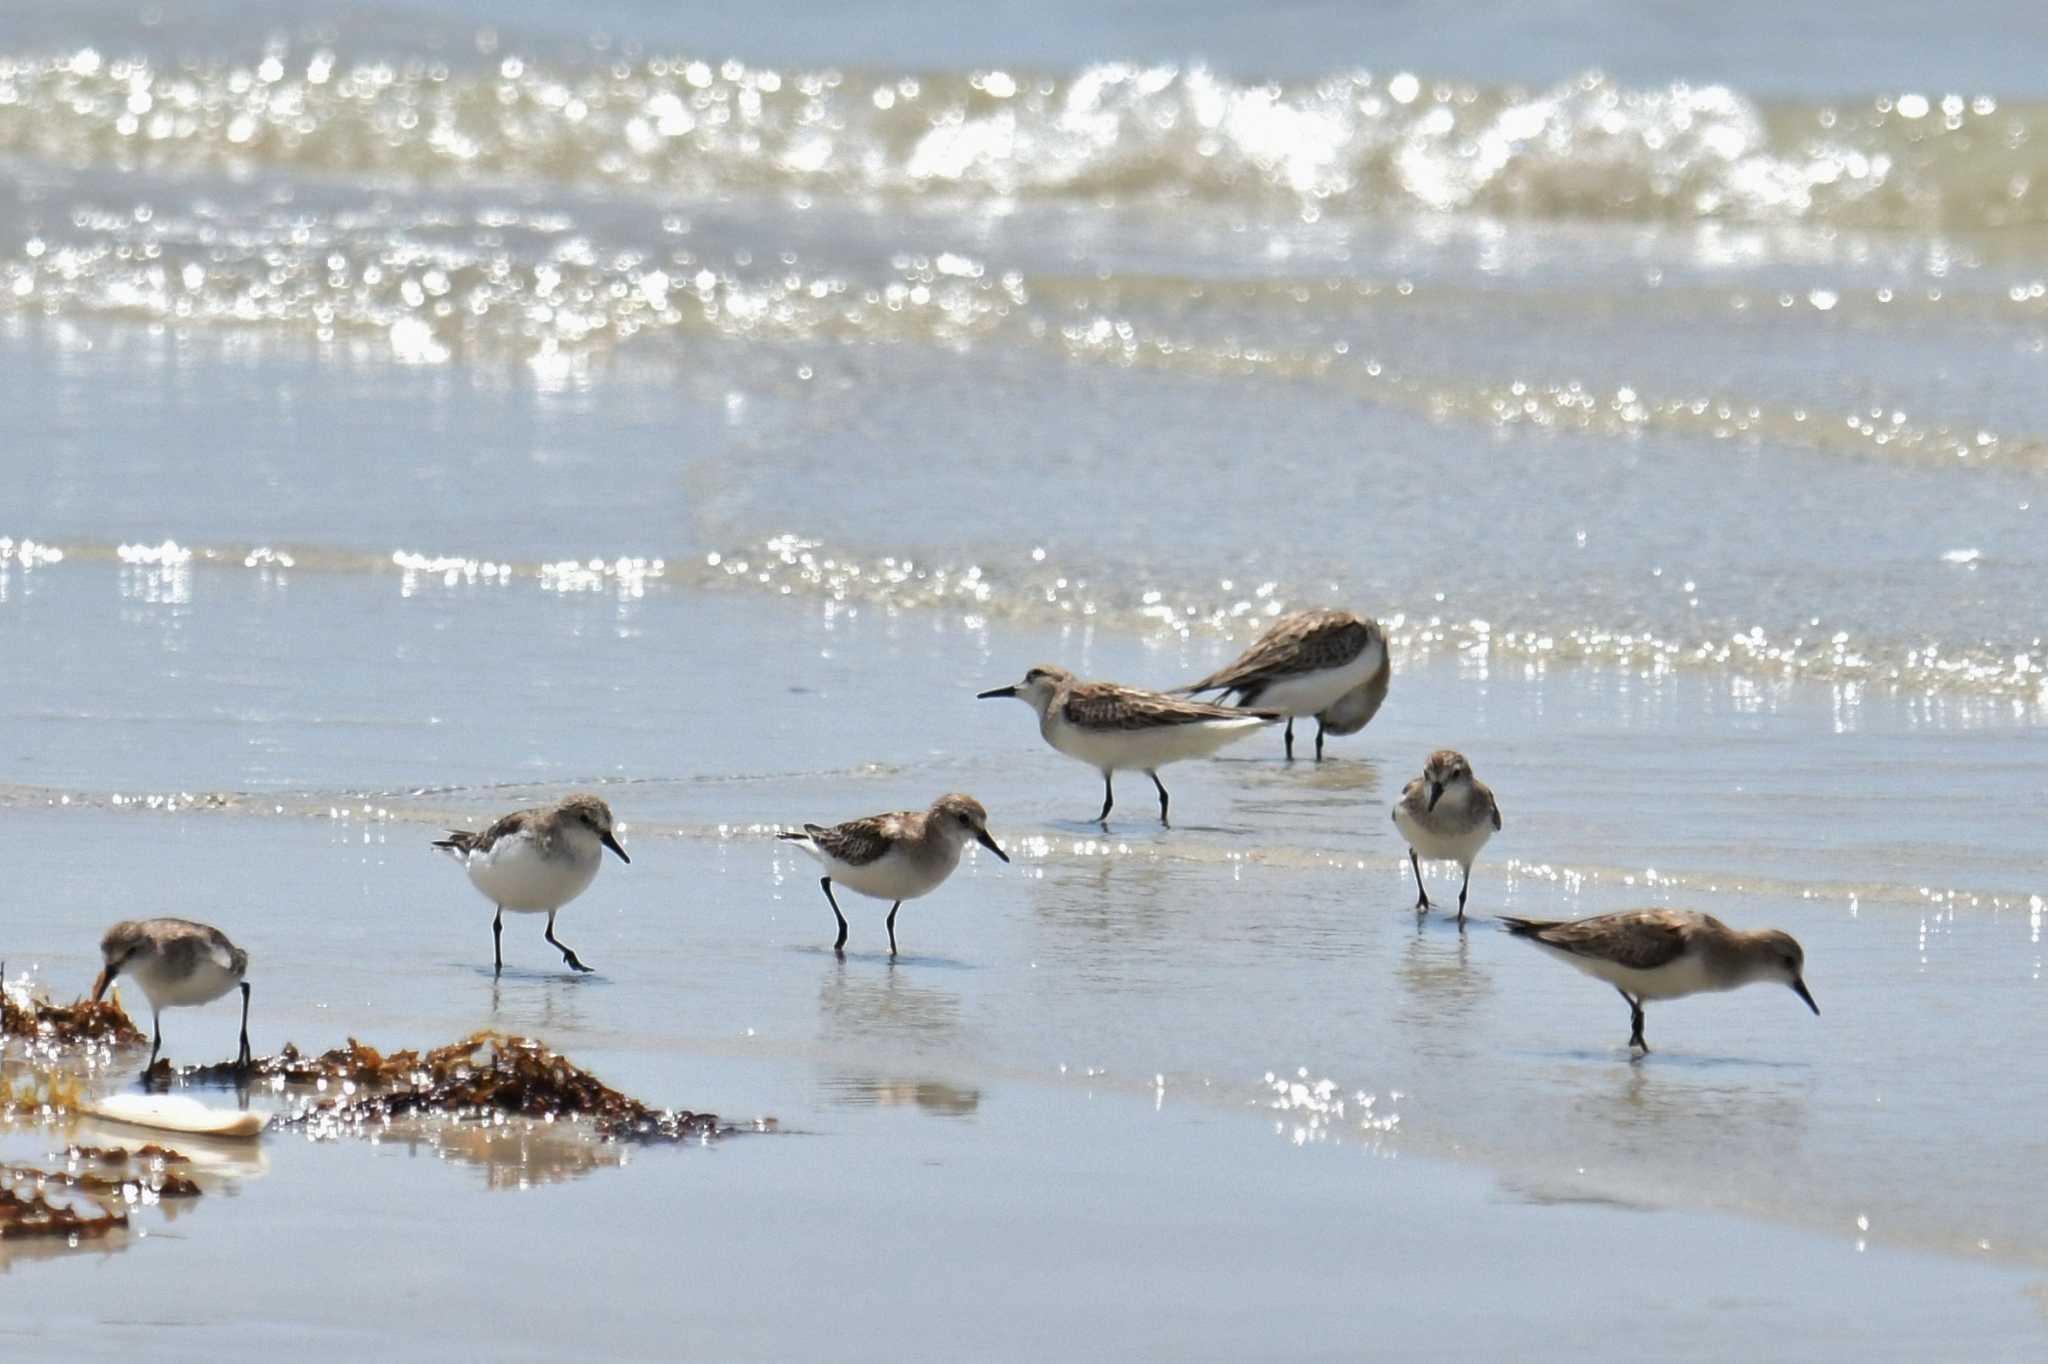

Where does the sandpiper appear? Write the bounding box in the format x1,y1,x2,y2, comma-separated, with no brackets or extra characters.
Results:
778,793,1010,953
1501,909,1819,1053
433,793,629,975
92,918,252,1070
978,665,1277,826
1182,609,1390,760
1391,749,1501,921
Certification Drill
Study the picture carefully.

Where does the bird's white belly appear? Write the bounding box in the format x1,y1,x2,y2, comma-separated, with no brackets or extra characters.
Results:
1392,807,1494,866
467,839,600,912
814,846,957,902
1252,642,1383,717
1536,944,1721,1001
1046,714,1268,771
135,957,240,1010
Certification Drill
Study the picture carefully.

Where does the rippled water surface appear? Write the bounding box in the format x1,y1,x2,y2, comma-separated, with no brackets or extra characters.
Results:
3,0,2046,1354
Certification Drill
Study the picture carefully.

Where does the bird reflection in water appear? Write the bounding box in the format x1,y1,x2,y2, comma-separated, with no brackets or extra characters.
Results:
817,957,963,1046
1393,921,1493,1060
819,1073,981,1118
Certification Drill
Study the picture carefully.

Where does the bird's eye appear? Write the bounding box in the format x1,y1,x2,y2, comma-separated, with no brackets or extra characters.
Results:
958,813,972,826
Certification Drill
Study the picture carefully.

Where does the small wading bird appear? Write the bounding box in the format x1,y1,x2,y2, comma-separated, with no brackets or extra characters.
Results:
978,664,1277,826
1501,909,1819,1053
1391,749,1501,921
778,793,1009,953
1181,609,1390,761
93,918,252,1070
433,794,629,974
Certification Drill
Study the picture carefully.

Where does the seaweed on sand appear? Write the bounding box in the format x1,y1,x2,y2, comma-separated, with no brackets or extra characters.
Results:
173,1032,737,1141
1,1146,199,1244
0,975,146,1046
0,1168,127,1242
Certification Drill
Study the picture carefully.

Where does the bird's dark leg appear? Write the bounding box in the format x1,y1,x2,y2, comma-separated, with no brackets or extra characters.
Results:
1315,719,1326,762
148,1011,162,1069
492,906,504,974
546,911,593,973
237,982,252,1069
1456,863,1472,923
1409,848,1431,910
1284,718,1296,761
1617,988,1649,1053
822,877,849,952
886,902,902,956
1097,772,1115,826
1148,770,1170,826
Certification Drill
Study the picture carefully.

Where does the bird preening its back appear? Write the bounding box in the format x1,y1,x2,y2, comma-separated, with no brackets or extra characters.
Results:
1181,609,1390,760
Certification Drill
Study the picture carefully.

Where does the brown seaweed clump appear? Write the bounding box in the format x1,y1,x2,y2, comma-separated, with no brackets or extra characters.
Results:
178,1032,732,1141
0,1145,201,1244
0,1167,127,1242
1,980,145,1046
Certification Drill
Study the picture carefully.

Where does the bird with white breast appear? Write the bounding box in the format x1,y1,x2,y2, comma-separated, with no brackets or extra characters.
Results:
1181,608,1390,761
1391,749,1501,922
93,917,253,1071
978,664,1277,826
1501,909,1819,1053
778,793,1009,954
433,793,630,975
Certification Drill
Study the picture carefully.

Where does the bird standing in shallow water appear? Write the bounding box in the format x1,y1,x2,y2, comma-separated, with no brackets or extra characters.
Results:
1501,909,1819,1053
1181,609,1390,761
93,918,252,1071
778,793,1009,954
1391,749,1501,921
979,664,1277,826
433,793,630,975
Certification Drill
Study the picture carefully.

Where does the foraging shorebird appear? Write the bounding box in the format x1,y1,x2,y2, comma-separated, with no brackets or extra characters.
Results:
778,793,1010,953
1391,749,1501,921
1182,609,1390,760
92,918,251,1070
1501,910,1819,1053
433,794,629,974
978,665,1278,826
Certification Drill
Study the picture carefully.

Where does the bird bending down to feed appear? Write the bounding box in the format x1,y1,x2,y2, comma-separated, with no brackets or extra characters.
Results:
93,918,252,1071
1181,609,1390,761
433,793,630,975
1501,909,1819,1053
978,664,1278,826
1391,749,1501,921
778,793,1009,953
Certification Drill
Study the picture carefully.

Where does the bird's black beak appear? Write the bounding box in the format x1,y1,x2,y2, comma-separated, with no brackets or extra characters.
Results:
1426,781,1444,812
601,831,631,864
1791,978,1818,1015
977,685,1017,700
91,966,114,1001
975,829,1011,863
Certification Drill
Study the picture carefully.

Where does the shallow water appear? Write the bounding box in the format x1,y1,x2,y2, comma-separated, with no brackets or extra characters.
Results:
4,0,2048,1353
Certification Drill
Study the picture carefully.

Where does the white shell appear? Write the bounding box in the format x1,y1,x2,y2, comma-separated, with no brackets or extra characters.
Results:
84,1093,268,1138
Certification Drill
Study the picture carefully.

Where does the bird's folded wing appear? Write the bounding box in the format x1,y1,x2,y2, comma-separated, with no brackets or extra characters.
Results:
467,808,538,855
806,816,897,866
1185,612,1368,692
201,925,240,972
1064,683,1266,729
1536,914,1690,970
